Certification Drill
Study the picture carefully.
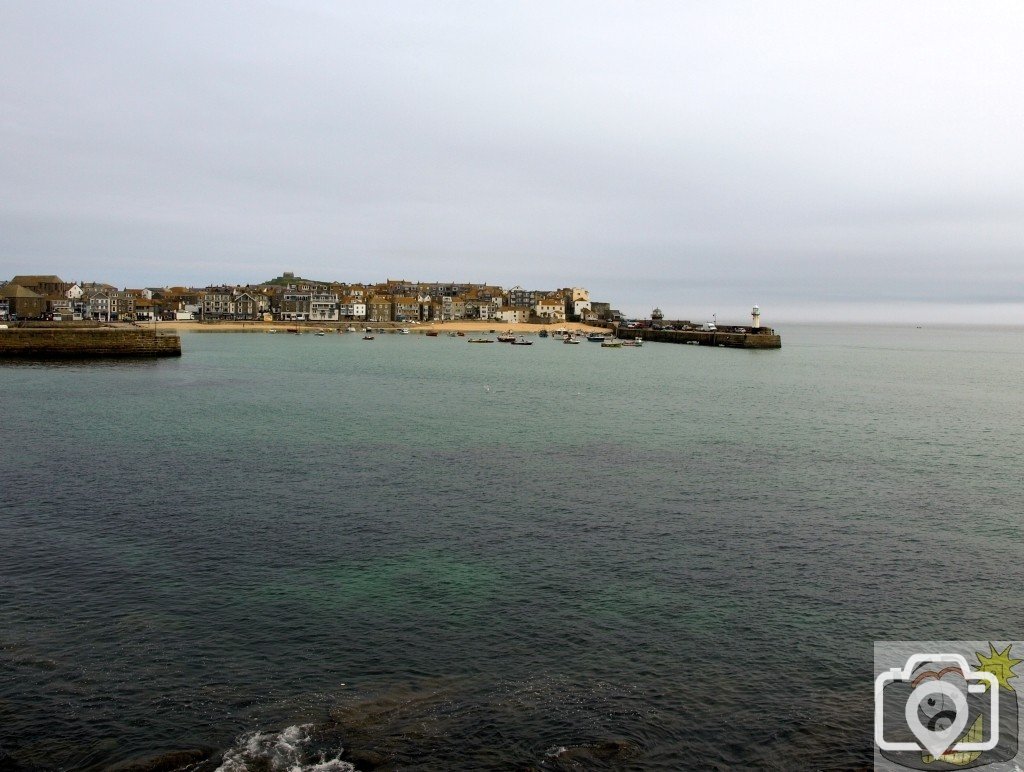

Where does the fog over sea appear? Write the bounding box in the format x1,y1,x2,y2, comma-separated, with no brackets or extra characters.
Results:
2,324,1022,770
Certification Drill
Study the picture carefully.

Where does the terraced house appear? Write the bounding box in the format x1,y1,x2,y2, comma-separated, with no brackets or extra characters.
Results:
392,296,419,322
310,291,339,322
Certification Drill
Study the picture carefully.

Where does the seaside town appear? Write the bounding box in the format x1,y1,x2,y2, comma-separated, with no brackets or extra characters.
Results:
0,273,781,357
0,273,621,326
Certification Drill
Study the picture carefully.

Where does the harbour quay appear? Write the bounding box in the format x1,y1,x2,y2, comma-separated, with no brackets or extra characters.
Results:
0,323,182,359
614,324,781,349
612,305,781,349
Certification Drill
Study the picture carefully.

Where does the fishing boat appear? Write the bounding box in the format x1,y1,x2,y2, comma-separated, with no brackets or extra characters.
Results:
510,336,533,345
496,331,516,342
586,332,607,342
601,338,622,348
621,337,644,347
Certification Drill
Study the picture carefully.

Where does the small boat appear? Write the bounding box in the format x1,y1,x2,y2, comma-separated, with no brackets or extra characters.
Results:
563,336,580,344
587,332,607,342
468,338,493,343
539,329,549,338
346,326,356,332
510,336,533,345
362,335,375,340
425,331,439,337
315,331,326,336
496,331,516,342
267,329,278,334
457,331,466,337
621,337,644,347
365,327,372,333
399,328,410,334
601,338,622,348
448,332,458,337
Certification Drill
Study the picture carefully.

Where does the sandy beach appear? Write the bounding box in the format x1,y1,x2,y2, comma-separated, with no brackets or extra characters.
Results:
153,320,611,334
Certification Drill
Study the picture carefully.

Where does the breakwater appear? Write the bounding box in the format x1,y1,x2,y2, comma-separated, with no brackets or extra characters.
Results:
614,326,781,348
0,326,182,358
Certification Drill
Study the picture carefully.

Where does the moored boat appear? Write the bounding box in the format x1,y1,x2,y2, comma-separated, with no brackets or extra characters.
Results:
468,338,493,343
586,332,607,342
601,338,622,348
496,331,516,342
510,336,533,345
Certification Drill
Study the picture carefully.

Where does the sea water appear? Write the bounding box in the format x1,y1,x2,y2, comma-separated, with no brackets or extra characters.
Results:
2,325,1023,769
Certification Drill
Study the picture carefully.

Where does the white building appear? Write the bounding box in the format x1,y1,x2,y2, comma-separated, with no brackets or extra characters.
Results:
495,307,529,324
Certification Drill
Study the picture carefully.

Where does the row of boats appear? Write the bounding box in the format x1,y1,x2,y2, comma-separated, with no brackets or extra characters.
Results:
478,330,643,347
269,326,642,347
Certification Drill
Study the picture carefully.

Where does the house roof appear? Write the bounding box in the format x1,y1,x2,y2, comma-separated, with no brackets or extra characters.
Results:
1,284,43,299
10,275,64,286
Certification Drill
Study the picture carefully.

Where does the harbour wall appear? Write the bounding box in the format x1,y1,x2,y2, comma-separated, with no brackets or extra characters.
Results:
0,327,182,358
613,326,782,349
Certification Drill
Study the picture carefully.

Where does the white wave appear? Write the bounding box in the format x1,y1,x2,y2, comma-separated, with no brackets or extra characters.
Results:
215,723,354,772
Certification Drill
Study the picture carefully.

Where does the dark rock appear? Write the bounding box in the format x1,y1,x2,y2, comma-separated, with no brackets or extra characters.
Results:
345,748,389,769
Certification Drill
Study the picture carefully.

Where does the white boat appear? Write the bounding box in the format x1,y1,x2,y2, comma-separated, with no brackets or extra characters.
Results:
587,332,607,342
601,338,622,348
510,336,533,345
398,328,410,334
620,337,643,347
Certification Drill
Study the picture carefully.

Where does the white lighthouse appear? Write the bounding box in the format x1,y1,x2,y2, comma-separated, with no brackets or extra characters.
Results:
752,304,761,329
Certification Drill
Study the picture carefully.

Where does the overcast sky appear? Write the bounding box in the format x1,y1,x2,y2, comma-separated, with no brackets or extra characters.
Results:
1,1,1022,322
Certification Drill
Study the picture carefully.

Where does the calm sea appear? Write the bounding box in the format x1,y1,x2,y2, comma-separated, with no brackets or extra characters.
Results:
2,325,1022,770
